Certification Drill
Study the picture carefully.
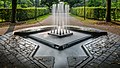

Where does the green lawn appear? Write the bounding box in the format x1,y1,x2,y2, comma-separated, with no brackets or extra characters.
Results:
70,14,100,24
0,19,5,23
25,14,50,24
0,14,50,28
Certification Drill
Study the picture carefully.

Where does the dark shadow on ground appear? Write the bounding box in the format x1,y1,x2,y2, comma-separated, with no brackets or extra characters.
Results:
111,21,120,26
4,23,16,34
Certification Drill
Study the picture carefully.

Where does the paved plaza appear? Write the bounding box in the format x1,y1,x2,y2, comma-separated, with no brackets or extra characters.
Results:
0,15,120,68
0,25,120,68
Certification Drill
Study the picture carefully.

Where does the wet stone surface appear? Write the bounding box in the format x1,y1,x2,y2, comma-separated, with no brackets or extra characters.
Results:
80,33,120,68
0,28,120,68
0,32,54,68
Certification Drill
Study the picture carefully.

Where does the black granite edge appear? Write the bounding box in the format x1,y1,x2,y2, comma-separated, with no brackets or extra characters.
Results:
29,45,40,57
67,56,89,68
28,34,93,51
28,35,60,50
29,57,49,68
14,27,53,36
14,26,108,37
74,45,94,68
30,56,54,68
32,56,55,68
69,28,108,37
48,32,73,38
60,36,93,50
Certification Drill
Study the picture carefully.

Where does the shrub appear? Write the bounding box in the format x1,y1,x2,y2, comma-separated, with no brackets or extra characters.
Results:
71,7,120,21
0,7,49,22
0,8,12,21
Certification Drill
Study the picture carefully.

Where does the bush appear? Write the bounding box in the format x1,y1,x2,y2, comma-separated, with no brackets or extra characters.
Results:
0,8,12,21
71,7,120,21
0,7,49,22
21,4,28,8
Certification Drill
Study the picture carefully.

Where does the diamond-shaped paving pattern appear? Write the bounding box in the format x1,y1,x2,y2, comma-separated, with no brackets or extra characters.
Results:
0,27,120,68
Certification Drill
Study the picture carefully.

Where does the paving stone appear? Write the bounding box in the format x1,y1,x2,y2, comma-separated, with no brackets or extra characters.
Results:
67,56,88,67
88,62,99,68
105,56,116,63
103,51,111,57
34,56,55,68
98,62,112,68
83,64,95,68
110,46,117,51
96,55,107,62
0,27,120,68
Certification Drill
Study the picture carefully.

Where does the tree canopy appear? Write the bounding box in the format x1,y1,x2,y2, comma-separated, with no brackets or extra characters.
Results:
41,0,58,10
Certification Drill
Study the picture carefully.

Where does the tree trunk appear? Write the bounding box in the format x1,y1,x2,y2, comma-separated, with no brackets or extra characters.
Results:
84,0,86,20
106,0,111,22
11,0,17,23
4,1,6,8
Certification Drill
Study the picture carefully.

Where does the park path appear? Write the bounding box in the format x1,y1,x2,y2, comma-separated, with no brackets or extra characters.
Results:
40,15,120,35
0,15,120,35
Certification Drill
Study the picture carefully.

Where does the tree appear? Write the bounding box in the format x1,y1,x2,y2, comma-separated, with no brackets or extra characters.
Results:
106,0,111,22
30,0,35,6
17,0,33,8
11,0,17,23
1,0,7,8
63,0,81,8
41,0,58,10
87,0,103,7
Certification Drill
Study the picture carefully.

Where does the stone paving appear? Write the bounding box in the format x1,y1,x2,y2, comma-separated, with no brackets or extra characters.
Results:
0,28,120,68
0,32,54,68
73,33,120,68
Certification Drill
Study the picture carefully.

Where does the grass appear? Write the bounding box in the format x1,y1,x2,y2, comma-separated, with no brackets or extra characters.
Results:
0,19,2,22
17,7,48,9
70,14,100,24
0,19,5,23
0,14,50,28
23,14,50,24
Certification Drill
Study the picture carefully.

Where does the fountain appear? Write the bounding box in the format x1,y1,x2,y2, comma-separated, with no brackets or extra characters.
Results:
12,0,109,68
48,2,73,37
14,1,108,50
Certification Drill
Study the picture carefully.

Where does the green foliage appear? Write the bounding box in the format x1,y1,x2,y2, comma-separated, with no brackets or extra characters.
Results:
17,8,49,21
0,8,49,21
25,14,50,24
0,0,12,8
71,7,120,21
41,0,58,10
63,0,82,8
17,0,33,8
21,4,28,8
87,0,104,7
0,8,12,21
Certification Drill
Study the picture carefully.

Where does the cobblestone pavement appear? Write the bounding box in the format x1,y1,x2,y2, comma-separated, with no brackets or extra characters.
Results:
78,33,120,68
0,28,120,68
0,32,54,68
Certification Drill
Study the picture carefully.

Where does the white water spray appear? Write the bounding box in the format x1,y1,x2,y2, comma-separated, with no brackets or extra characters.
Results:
49,1,73,37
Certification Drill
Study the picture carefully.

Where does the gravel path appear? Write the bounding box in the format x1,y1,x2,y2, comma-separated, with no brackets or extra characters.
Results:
0,15,120,35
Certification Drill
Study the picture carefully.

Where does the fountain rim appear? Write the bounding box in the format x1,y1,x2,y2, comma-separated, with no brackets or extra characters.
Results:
13,25,106,34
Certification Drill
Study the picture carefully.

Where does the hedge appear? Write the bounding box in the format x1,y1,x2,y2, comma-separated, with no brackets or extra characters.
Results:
0,8,49,22
71,7,120,21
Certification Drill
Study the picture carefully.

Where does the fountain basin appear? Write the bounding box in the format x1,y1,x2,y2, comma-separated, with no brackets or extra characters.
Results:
12,25,109,68
14,26,107,50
